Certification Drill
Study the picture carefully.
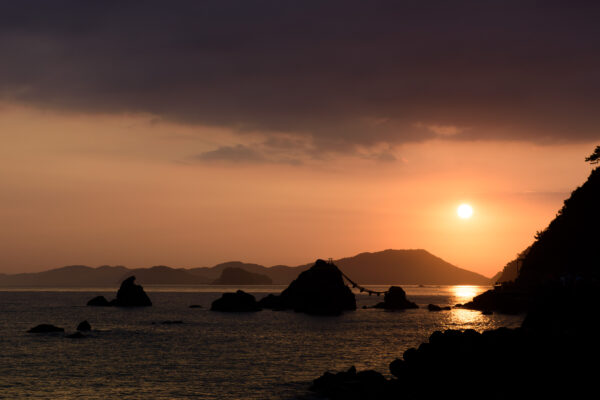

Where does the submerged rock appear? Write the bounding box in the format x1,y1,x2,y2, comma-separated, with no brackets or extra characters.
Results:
76,320,91,331
28,324,64,333
260,259,356,316
211,290,261,312
86,295,110,306
373,286,418,310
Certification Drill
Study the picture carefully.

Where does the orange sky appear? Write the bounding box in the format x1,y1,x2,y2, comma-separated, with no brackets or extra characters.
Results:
0,103,595,277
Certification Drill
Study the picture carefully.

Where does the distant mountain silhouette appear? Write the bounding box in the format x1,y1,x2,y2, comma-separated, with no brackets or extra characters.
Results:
0,249,489,287
189,261,305,284
0,265,208,287
331,249,490,285
212,267,273,285
123,266,209,285
0,265,129,287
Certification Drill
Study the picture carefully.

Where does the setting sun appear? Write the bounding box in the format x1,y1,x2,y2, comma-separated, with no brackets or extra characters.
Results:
457,204,474,219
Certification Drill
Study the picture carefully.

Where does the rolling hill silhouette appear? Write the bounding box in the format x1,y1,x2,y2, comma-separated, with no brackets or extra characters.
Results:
212,267,273,285
0,249,489,287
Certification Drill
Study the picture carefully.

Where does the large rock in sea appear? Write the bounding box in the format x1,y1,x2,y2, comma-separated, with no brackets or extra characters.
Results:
373,286,418,310
259,259,356,315
86,276,152,307
211,290,261,312
114,276,152,307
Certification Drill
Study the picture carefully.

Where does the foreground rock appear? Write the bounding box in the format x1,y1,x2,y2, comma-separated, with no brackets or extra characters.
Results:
259,259,356,315
28,324,64,333
311,282,600,399
211,290,261,312
310,366,392,400
76,320,91,331
86,276,152,307
373,286,418,310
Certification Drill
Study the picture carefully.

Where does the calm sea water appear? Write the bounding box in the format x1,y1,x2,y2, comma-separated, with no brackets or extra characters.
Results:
0,285,523,399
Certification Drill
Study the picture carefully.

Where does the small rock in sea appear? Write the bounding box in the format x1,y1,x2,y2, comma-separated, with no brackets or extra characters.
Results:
87,295,111,306
77,320,91,331
482,310,493,315
28,324,65,333
373,286,418,310
211,290,262,312
428,305,451,310
189,304,202,308
161,320,183,324
66,332,86,339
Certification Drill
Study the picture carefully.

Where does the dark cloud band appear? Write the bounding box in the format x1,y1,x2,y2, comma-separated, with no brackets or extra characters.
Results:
1,0,599,148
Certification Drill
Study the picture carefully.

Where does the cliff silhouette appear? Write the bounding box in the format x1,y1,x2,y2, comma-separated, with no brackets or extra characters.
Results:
466,162,600,312
516,167,600,287
492,247,531,284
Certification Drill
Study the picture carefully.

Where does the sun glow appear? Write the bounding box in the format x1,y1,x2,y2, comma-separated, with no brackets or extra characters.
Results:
452,285,479,302
457,204,473,219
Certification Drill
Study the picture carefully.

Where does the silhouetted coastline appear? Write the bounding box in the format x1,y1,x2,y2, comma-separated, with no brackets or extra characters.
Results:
309,161,600,399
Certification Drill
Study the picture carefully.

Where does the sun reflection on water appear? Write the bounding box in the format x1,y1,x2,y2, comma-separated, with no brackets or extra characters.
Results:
452,285,479,304
442,285,498,330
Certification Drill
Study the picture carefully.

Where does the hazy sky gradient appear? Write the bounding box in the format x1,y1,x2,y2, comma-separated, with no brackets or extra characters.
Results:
1,1,599,276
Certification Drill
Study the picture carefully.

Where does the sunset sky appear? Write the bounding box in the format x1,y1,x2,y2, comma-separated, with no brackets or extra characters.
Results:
1,1,598,276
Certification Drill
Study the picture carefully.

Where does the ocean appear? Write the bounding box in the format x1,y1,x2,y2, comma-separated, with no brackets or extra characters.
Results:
0,285,523,399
